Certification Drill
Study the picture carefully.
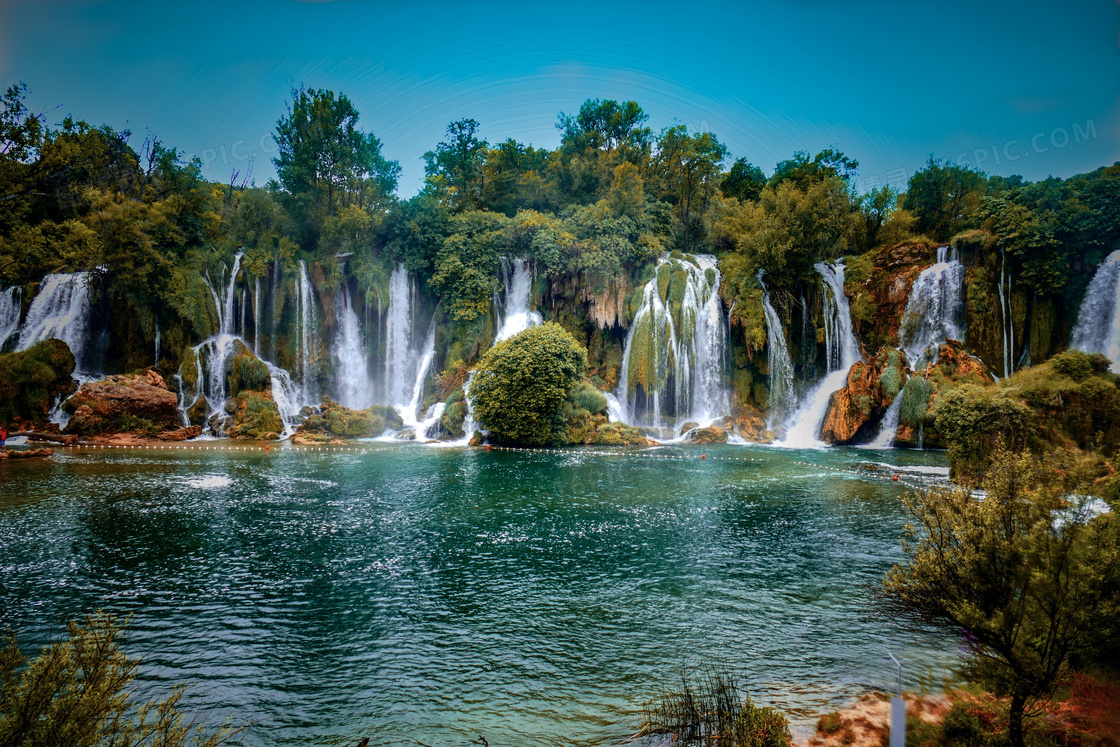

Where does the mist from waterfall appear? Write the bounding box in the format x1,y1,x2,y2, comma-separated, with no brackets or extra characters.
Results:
495,258,542,342
616,255,728,428
899,246,965,367
1071,249,1120,371
17,272,93,374
778,261,861,448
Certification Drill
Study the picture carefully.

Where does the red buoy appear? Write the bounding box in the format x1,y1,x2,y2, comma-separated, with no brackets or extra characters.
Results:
265,445,270,451
486,444,491,452
892,475,899,481
701,454,706,459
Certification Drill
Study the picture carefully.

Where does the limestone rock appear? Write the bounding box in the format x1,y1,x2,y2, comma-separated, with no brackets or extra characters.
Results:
64,370,180,436
0,447,53,460
157,425,203,441
684,425,727,444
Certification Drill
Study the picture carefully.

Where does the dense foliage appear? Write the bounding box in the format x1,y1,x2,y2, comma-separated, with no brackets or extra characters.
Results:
468,322,588,446
0,339,75,425
0,613,239,746
883,448,1120,747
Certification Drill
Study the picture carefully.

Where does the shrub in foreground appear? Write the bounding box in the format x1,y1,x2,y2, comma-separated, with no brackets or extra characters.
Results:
0,613,241,746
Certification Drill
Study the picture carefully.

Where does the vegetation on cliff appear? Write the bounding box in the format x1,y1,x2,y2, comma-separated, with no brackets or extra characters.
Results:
0,339,76,425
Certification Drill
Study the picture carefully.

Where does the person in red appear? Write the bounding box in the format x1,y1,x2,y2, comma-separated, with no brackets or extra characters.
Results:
0,424,7,452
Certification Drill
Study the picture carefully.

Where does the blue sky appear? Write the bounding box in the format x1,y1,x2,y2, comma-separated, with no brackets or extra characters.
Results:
3,0,1118,196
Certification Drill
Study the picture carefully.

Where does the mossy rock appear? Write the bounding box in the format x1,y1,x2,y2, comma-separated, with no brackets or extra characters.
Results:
0,339,77,425
683,425,728,444
186,395,209,426
229,391,283,440
227,340,271,396
296,398,402,439
591,421,649,445
179,346,199,390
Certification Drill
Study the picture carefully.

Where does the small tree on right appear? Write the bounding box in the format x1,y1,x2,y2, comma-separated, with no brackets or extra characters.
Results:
882,447,1120,747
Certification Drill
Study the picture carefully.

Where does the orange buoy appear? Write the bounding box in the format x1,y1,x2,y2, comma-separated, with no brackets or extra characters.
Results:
701,454,706,459
265,445,270,451
486,444,491,452
892,475,899,481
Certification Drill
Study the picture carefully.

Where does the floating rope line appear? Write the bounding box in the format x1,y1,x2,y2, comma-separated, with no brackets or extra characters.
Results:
27,440,936,488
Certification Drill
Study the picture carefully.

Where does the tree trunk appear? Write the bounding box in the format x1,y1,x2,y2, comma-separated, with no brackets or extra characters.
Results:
1008,692,1026,747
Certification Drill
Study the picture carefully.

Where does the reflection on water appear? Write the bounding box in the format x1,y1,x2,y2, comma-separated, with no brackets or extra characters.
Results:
0,444,959,746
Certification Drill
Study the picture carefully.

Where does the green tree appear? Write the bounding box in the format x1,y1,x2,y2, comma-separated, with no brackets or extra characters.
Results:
903,157,987,241
424,118,489,211
769,148,858,190
882,448,1120,747
273,86,399,245
469,322,588,446
431,210,507,321
720,157,767,202
0,613,241,746
654,126,728,252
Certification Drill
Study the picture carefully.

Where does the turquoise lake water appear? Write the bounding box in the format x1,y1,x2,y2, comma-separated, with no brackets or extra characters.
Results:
0,443,960,746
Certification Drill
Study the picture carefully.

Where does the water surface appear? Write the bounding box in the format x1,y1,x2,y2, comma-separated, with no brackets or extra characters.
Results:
0,443,958,746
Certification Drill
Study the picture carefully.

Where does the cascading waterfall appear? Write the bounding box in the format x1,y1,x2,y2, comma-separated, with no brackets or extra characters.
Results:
998,247,1015,376
616,255,728,428
1071,249,1120,371
400,319,437,428
17,272,93,374
333,287,376,409
181,252,304,437
154,323,160,366
253,277,262,356
899,246,965,367
0,286,21,351
760,275,794,430
295,260,317,404
867,385,905,449
495,258,542,342
779,261,862,448
384,262,417,408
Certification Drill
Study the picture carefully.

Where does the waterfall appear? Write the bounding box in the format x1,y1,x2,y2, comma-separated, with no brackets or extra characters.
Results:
899,245,965,367
0,287,21,351
1071,249,1120,371
400,319,437,427
760,275,794,430
154,323,161,366
998,248,1014,376
333,286,375,409
616,254,728,427
779,261,862,448
253,276,262,356
867,387,904,449
183,252,304,437
295,260,317,404
384,263,413,406
17,272,93,374
495,258,542,342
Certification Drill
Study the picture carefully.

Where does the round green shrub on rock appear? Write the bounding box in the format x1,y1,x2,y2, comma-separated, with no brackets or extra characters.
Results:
468,322,588,446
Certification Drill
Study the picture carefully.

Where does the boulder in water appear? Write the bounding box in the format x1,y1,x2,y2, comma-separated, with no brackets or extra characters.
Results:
64,370,181,436
0,447,53,460
228,391,282,440
684,425,728,444
296,398,401,440
820,348,907,445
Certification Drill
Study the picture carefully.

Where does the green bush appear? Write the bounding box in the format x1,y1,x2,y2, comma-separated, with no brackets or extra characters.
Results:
0,613,241,746
0,339,77,424
899,376,934,426
939,702,989,747
816,712,844,735
1049,349,1094,382
879,364,902,400
933,384,1033,478
569,380,608,415
469,322,588,446
228,342,271,395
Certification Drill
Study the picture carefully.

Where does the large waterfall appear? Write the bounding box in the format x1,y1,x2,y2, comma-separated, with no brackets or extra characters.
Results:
495,258,542,342
616,255,728,428
17,272,93,373
333,287,375,409
760,275,794,430
0,287,20,351
779,261,862,448
899,246,965,367
1071,249,1120,371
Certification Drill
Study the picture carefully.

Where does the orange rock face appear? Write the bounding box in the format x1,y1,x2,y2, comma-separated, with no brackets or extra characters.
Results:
820,348,906,445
